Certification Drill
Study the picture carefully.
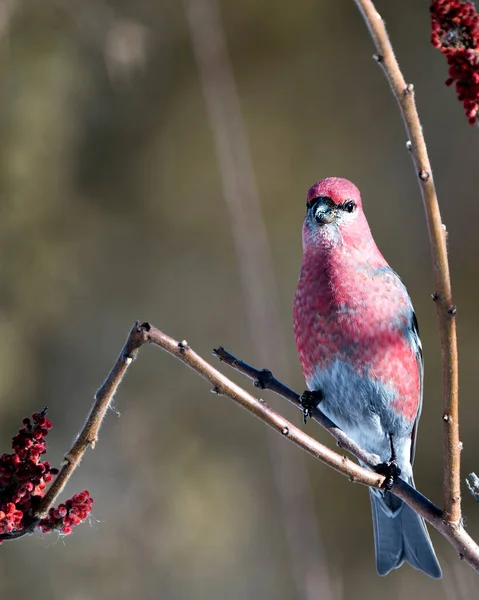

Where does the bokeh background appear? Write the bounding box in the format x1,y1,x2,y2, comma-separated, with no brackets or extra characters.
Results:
0,0,478,598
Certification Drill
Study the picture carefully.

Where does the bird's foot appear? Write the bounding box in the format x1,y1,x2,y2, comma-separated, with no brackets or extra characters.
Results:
375,460,401,491
299,390,323,425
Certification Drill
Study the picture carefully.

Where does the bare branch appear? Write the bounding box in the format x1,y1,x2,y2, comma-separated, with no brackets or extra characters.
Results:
353,0,461,524
213,346,381,468
33,322,146,519
147,328,381,486
467,473,479,503
139,322,479,572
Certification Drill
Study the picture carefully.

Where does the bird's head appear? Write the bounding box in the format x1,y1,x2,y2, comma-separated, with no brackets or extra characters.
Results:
302,177,368,251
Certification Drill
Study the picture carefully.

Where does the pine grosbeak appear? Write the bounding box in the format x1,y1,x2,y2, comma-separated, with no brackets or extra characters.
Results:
293,177,441,578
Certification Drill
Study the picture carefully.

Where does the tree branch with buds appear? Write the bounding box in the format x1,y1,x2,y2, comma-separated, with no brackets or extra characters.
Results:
354,0,461,525
81,323,479,570
1,315,478,567
213,346,380,469
141,324,479,571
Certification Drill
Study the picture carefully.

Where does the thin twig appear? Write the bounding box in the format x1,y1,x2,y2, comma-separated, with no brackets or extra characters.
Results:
213,346,380,468
353,0,461,524
33,322,146,519
146,326,385,486
467,473,479,503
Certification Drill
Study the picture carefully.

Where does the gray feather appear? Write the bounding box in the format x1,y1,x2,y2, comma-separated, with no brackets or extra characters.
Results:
370,482,442,578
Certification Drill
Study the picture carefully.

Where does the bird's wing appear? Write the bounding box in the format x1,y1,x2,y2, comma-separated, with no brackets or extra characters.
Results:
388,266,424,465
409,309,424,465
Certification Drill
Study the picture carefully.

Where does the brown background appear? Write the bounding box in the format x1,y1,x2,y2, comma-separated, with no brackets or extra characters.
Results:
0,0,478,598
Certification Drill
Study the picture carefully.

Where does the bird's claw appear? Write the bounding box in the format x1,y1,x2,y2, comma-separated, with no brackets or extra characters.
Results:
299,390,323,425
375,460,401,491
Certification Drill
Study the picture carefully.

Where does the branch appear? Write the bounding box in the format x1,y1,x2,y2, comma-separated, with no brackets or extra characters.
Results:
213,347,380,468
32,322,146,519
467,473,479,503
145,328,387,487
139,322,479,572
6,320,478,569
353,0,461,524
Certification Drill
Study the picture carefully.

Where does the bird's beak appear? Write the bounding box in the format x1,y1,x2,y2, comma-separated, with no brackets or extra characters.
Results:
313,202,336,225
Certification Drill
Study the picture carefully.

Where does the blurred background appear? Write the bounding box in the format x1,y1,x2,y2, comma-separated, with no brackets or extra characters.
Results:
0,0,478,598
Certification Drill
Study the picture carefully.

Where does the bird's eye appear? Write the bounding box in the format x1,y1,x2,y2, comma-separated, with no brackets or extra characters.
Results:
343,200,355,213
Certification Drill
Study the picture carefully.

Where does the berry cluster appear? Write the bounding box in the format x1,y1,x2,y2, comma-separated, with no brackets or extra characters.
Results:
39,490,93,535
0,409,93,542
430,0,479,124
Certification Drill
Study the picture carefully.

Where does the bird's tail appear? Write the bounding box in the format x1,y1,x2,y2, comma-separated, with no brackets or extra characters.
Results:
369,479,442,578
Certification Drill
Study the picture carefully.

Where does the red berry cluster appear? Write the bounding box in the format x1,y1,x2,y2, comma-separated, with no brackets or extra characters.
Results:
39,490,93,535
0,409,93,542
430,0,479,124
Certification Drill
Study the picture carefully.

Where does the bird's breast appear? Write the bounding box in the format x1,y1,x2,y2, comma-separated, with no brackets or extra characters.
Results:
293,257,420,422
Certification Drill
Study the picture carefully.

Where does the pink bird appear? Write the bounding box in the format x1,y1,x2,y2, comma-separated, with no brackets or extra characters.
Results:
293,177,441,578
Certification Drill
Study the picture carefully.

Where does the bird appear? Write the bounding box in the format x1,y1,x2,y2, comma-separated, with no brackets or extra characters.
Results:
293,176,442,578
